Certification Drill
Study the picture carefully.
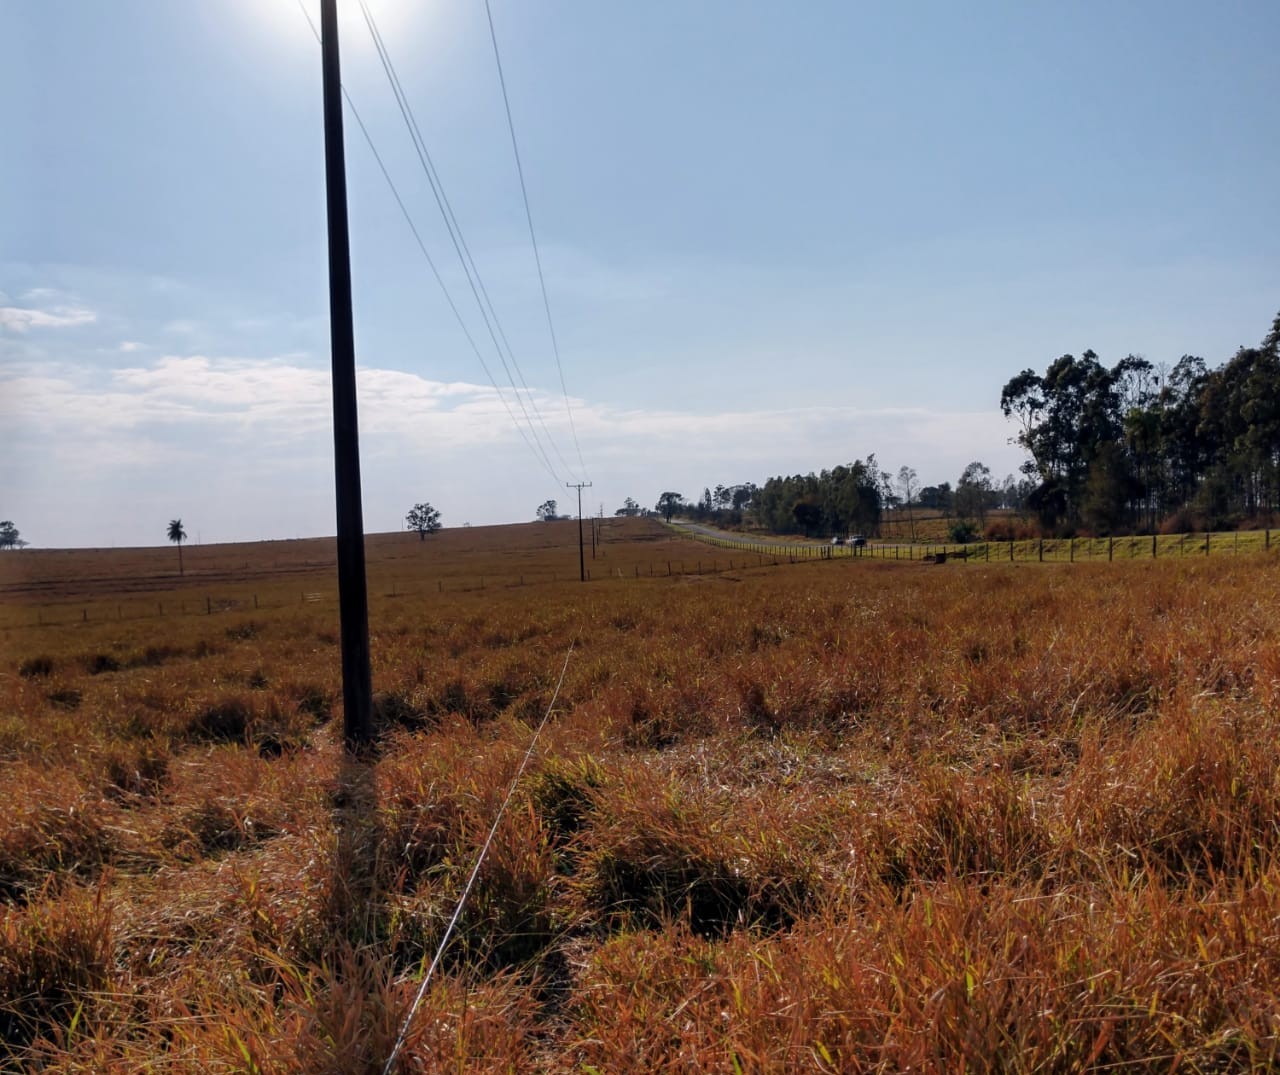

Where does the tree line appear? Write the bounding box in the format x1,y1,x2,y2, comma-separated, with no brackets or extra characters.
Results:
1002,309,1280,533
654,461,1029,540
660,309,1280,540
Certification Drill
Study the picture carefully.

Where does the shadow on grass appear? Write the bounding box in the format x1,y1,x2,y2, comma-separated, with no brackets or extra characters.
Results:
326,746,383,947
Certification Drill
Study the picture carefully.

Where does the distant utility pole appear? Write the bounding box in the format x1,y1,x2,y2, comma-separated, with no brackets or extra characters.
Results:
567,481,593,581
320,0,372,748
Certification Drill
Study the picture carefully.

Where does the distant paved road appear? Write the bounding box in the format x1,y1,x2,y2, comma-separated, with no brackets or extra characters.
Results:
669,521,940,559
668,521,863,556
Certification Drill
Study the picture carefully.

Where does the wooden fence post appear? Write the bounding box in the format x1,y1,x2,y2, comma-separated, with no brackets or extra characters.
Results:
1108,536,1114,562
1038,539,1043,563
1152,534,1157,559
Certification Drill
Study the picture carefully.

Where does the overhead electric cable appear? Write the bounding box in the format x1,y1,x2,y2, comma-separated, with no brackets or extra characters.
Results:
357,0,573,484
294,0,562,486
483,0,591,481
356,0,573,482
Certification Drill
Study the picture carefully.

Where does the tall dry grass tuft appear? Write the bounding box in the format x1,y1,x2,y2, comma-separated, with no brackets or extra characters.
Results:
1,884,113,1057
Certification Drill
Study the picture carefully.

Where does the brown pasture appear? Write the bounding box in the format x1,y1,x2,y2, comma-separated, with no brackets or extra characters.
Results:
3,519,1280,1070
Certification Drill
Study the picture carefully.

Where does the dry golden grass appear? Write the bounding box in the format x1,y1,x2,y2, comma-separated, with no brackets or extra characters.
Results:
3,518,1280,1071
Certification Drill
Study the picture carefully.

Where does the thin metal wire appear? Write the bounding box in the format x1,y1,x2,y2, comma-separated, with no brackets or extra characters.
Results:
357,0,570,486
293,0,562,486
380,641,576,1075
483,0,591,482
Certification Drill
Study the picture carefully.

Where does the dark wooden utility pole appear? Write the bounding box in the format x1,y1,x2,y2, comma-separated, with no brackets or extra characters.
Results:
320,0,373,748
567,481,592,581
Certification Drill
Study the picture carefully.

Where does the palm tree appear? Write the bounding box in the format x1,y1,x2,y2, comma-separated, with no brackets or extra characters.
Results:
167,518,187,576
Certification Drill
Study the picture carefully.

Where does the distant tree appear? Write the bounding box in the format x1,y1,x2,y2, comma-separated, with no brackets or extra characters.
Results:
792,499,823,536
656,492,684,522
731,484,756,512
167,518,187,576
614,496,641,517
0,521,19,550
536,499,559,522
1080,442,1138,534
918,482,953,514
955,461,994,525
896,466,918,541
406,502,442,540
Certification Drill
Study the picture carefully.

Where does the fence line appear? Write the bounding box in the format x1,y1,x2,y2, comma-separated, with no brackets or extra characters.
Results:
5,527,1274,632
670,523,1275,568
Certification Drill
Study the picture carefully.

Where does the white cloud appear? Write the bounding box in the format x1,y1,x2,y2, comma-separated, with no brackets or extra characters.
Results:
2,350,1026,544
0,305,97,332
119,340,144,352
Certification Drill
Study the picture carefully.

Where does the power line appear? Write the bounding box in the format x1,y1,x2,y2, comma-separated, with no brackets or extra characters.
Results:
293,0,562,487
356,0,573,486
483,0,590,482
381,640,576,1075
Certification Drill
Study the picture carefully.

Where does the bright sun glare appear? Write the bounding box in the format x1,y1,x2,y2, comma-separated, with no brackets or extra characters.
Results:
250,0,417,50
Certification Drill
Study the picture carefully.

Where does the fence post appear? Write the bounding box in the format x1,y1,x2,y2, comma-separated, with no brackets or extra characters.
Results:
1108,536,1114,562
1152,534,1157,559
83,609,87,622
1204,532,1210,556
254,594,259,609
1267,529,1271,551
1038,539,1043,563
1069,538,1074,563
206,596,212,615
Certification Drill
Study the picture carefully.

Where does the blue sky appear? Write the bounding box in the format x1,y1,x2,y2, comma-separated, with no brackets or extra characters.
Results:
3,1,1278,547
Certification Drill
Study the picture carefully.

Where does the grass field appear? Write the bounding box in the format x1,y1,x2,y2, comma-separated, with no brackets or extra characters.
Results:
3,518,1280,1071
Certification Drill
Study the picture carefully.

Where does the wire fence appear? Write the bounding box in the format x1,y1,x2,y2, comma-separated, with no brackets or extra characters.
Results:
673,524,1277,566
